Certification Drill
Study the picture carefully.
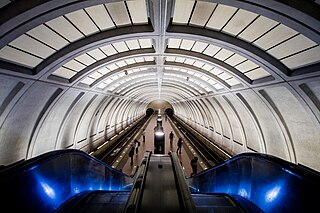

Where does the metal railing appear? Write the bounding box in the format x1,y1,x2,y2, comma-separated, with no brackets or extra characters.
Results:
171,152,197,213
124,151,152,213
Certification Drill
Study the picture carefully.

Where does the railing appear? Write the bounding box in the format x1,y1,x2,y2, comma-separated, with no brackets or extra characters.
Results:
171,152,196,213
0,149,133,213
124,151,152,213
188,152,320,213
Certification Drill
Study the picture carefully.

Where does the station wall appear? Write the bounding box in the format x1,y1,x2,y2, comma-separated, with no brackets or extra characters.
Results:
174,77,320,171
0,74,145,166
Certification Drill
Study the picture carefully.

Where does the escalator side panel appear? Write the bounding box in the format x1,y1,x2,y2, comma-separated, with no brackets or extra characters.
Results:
188,153,320,213
0,150,133,212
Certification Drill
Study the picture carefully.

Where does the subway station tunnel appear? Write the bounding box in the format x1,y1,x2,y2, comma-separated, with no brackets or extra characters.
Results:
0,0,320,212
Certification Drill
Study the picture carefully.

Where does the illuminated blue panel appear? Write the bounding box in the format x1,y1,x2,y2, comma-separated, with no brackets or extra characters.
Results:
0,149,133,212
189,153,320,213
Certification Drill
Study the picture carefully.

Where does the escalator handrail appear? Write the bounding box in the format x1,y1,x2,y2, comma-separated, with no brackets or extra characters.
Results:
0,149,129,179
171,152,197,213
190,152,320,185
124,151,152,213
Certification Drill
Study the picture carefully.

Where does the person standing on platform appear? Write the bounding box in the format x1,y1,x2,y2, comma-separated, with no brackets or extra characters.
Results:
169,131,175,147
176,137,183,154
134,139,140,155
129,144,134,166
142,129,146,142
190,156,198,176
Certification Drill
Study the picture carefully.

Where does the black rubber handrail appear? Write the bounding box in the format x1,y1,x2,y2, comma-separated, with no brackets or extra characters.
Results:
124,151,152,213
171,152,197,213
190,152,320,185
0,149,129,179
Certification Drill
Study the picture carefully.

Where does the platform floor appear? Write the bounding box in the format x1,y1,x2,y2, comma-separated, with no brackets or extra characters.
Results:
120,115,193,177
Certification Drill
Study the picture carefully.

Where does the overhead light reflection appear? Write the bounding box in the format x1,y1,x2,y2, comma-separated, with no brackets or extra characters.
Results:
265,186,281,202
40,182,56,199
238,188,248,198
155,131,165,136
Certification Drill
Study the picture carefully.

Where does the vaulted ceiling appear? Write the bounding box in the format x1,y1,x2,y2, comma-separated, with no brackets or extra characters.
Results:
0,0,320,171
1,0,319,103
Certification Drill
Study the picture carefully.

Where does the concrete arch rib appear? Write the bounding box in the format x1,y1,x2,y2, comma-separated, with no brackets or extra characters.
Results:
89,67,157,90
166,26,290,78
193,0,320,44
101,77,156,94
127,90,181,104
131,87,190,101
100,69,217,97
119,80,201,99
0,0,130,48
121,83,196,102
192,100,208,128
36,25,154,77
72,50,155,84
164,59,238,90
114,77,202,96
162,71,217,94
190,0,320,43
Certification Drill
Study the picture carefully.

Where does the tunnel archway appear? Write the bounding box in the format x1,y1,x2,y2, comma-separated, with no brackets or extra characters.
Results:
165,108,174,117
146,108,154,116
146,100,173,115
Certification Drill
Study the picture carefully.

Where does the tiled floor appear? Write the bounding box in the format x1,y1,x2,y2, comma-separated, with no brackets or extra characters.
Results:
119,114,193,177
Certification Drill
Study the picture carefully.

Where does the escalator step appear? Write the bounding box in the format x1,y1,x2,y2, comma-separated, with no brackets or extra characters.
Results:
192,194,246,213
56,191,130,213
196,206,244,213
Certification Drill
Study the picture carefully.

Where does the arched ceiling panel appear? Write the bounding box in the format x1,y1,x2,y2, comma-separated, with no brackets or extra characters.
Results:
0,0,319,104
119,80,200,101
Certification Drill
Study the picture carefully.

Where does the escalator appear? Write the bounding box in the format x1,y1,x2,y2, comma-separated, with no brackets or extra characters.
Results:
1,149,320,213
56,191,130,213
192,193,248,212
0,149,133,212
188,152,320,213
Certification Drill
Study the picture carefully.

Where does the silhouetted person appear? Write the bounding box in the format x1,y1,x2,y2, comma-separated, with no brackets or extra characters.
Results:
177,137,183,154
169,131,175,147
142,129,146,142
135,139,140,155
190,156,198,176
129,144,134,166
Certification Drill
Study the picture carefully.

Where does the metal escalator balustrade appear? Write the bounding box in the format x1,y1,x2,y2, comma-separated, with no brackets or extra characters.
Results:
188,152,320,213
171,151,197,213
124,151,151,213
0,149,133,213
3,148,317,213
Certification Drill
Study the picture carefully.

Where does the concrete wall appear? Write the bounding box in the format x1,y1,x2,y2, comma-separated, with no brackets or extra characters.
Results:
0,72,319,173
174,77,320,171
0,73,146,166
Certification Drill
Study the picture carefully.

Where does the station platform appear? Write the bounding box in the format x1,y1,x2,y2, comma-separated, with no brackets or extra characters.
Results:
120,114,193,177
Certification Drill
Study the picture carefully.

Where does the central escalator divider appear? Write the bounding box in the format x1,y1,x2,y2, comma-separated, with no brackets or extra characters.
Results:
125,151,196,213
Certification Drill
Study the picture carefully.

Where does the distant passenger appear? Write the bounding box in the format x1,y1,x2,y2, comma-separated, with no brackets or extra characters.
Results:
142,129,146,142
176,138,183,154
190,156,198,176
129,144,134,166
169,131,175,147
134,139,140,155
